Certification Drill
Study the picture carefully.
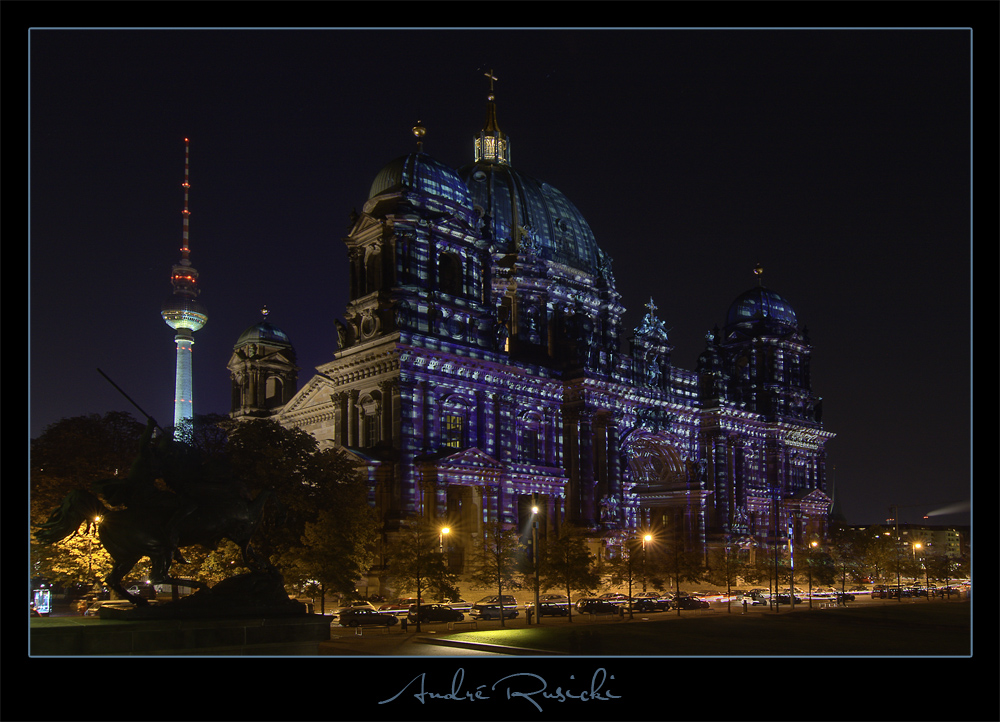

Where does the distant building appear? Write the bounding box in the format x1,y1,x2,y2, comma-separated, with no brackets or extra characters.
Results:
228,77,834,580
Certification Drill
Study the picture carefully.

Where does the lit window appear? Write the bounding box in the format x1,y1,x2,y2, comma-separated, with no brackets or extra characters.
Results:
442,414,464,449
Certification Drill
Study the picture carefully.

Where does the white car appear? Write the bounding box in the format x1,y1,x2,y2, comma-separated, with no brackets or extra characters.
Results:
328,601,376,621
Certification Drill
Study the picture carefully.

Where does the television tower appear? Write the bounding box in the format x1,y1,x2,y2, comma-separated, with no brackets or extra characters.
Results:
161,138,208,439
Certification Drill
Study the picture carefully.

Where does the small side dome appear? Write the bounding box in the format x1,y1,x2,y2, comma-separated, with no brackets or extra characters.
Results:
235,320,293,350
368,152,472,208
726,286,798,328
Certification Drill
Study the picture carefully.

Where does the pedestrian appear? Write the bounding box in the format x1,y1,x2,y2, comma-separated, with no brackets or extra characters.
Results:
400,616,407,633
742,598,748,615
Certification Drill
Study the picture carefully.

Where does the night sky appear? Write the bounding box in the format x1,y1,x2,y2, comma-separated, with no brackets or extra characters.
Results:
29,25,975,528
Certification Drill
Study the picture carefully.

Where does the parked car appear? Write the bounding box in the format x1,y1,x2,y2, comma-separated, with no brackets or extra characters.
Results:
378,597,422,615
631,597,671,612
83,599,155,616
597,593,631,605
471,595,519,620
329,601,376,621
835,592,855,602
631,591,667,602
444,599,473,612
577,598,622,615
534,601,571,617
673,596,710,610
407,603,464,624
338,608,399,627
738,591,769,606
525,593,570,610
773,594,803,605
472,603,519,620
126,583,156,599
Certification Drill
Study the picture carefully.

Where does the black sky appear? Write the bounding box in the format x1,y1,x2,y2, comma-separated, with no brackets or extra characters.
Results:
29,24,976,528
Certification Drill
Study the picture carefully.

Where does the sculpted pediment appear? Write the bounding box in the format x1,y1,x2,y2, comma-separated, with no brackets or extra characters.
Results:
347,212,386,241
790,488,833,505
279,373,338,415
415,447,504,473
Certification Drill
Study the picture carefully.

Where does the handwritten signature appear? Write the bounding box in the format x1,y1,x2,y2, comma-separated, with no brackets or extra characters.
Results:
378,667,621,711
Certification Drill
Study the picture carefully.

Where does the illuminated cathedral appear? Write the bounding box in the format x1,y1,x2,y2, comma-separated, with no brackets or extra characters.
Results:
227,76,834,577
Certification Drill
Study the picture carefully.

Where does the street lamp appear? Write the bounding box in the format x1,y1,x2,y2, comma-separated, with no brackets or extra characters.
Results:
439,526,450,561
808,540,819,609
642,533,652,592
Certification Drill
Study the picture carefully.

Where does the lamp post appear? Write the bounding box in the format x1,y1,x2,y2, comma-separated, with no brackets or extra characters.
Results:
808,540,818,609
531,505,540,624
87,515,102,582
642,533,652,592
625,537,634,620
913,542,930,602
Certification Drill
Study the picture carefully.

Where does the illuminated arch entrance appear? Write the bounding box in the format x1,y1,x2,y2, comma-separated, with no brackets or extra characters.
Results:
623,432,710,555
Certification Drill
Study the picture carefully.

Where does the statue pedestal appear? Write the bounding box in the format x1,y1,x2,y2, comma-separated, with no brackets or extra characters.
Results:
31,572,329,655
30,614,331,656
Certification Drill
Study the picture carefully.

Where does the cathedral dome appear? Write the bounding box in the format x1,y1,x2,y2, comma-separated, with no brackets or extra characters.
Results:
235,320,293,350
458,160,603,276
724,285,798,334
368,152,473,209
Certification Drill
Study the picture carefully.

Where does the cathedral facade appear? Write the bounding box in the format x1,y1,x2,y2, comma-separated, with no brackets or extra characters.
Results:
228,83,834,578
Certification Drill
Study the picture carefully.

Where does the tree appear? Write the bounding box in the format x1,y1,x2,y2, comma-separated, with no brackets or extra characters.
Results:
293,505,377,613
860,525,897,584
539,524,599,623
469,520,524,628
31,412,146,585
225,420,362,570
827,523,867,592
31,412,146,513
604,535,647,619
647,529,707,616
704,540,745,613
383,521,454,631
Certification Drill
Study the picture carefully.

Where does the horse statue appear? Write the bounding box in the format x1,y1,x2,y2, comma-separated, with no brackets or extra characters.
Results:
34,417,278,606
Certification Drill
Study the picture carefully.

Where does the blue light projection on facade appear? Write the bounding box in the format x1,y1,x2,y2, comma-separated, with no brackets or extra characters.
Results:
230,77,835,578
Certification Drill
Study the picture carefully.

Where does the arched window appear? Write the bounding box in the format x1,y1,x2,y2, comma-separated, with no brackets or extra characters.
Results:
366,247,382,293
265,376,284,408
519,413,543,462
440,395,470,449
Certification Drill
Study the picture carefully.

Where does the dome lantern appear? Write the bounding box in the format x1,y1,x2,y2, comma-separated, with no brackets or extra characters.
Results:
474,69,509,165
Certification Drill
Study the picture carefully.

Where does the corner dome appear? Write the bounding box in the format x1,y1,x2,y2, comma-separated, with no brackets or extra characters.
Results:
235,320,293,350
725,286,798,334
458,160,603,276
368,152,472,208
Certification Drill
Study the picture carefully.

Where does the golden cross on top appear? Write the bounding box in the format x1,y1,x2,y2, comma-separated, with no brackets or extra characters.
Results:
485,69,498,96
646,297,658,315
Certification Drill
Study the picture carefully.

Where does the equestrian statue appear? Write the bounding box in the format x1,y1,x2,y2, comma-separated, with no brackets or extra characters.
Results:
35,409,277,608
